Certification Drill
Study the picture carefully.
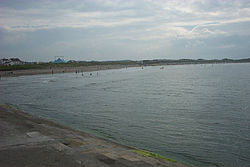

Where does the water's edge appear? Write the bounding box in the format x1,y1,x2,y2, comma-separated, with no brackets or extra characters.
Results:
0,103,192,167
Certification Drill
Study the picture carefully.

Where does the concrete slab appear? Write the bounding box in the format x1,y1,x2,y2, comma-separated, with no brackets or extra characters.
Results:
0,104,191,167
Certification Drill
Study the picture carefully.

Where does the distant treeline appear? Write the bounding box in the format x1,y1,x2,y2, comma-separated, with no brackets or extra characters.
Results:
142,58,250,65
1,58,250,71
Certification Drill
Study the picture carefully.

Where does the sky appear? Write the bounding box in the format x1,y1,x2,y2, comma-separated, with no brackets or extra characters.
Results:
0,0,250,62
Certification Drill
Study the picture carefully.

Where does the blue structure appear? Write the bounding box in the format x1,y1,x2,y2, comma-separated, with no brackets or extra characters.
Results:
54,58,65,63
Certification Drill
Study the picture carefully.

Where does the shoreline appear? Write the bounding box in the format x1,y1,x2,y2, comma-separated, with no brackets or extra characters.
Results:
1,61,250,78
0,64,139,77
0,104,191,167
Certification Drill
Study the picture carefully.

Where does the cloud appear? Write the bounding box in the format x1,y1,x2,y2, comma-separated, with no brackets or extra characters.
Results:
0,0,250,40
0,5,150,31
216,44,236,49
0,0,250,60
185,40,205,48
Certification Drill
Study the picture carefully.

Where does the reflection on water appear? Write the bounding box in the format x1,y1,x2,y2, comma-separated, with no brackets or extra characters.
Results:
1,63,250,167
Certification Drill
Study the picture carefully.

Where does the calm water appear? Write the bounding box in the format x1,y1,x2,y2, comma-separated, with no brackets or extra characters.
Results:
1,63,250,167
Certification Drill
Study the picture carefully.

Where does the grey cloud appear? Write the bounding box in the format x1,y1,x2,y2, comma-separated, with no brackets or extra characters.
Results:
0,0,250,61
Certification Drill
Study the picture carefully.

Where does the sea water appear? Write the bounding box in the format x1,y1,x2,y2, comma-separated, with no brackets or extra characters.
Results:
0,63,250,167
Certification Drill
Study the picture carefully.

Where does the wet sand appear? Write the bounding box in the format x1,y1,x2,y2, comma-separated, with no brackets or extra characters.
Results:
0,64,139,77
0,104,191,167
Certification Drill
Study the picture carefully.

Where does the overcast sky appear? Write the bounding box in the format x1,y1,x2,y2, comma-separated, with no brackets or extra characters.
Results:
0,0,250,61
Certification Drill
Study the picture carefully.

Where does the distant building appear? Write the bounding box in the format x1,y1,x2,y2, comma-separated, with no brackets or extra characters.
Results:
54,58,66,63
10,58,24,65
0,58,9,65
67,60,77,63
0,58,24,66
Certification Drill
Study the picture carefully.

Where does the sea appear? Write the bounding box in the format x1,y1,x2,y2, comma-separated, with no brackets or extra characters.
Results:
0,63,250,167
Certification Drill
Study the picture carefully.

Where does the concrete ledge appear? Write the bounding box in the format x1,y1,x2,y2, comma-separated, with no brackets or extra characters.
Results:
0,104,191,167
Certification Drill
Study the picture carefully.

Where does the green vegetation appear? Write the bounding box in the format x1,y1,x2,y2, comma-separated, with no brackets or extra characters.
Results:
131,149,176,162
1,58,250,71
62,139,84,147
142,58,250,65
0,60,138,71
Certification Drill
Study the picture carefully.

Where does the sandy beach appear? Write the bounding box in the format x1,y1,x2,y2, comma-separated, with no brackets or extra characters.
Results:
0,64,139,77
0,104,191,167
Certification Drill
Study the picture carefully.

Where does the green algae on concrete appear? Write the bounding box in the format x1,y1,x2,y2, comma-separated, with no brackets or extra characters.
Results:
0,104,16,109
62,139,84,147
132,149,176,163
62,139,83,147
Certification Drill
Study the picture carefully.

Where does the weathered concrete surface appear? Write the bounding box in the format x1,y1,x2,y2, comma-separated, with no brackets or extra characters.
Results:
0,104,190,167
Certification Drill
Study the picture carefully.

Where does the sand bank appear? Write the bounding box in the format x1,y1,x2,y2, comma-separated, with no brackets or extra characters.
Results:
0,64,139,77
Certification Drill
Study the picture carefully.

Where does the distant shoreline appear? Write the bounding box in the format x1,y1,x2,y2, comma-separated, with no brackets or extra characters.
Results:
1,58,250,77
0,64,139,77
